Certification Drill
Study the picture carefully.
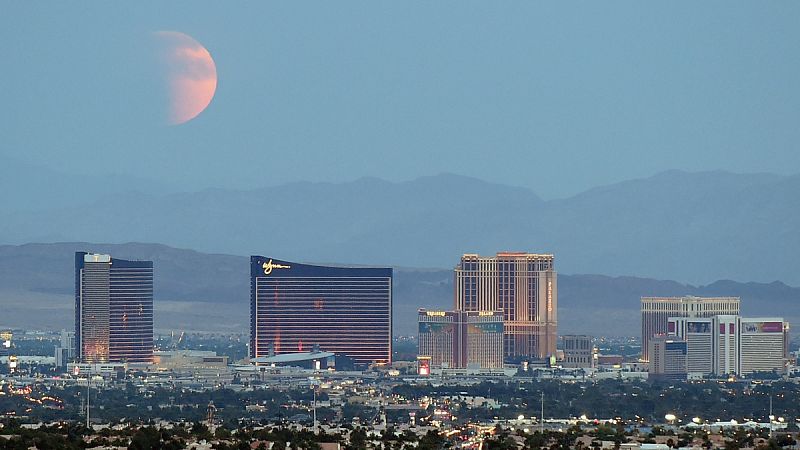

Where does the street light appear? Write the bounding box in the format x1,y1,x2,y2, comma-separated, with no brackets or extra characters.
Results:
692,417,702,424
665,413,677,423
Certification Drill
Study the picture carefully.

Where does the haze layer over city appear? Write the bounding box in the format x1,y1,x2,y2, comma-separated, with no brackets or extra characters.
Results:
1,2,799,450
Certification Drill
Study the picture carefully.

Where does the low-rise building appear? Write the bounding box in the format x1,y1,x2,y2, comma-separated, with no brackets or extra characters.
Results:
417,309,503,369
562,335,594,368
648,336,687,380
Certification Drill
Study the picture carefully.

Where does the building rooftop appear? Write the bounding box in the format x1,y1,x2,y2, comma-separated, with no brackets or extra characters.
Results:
252,351,335,364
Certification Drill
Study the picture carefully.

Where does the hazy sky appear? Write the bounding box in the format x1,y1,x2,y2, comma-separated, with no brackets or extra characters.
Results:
2,2,799,199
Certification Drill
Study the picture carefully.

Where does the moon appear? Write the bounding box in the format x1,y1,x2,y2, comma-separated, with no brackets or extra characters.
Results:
153,31,217,125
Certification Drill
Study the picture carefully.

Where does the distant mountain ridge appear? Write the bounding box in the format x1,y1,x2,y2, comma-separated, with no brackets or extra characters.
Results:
0,242,797,336
1,165,799,285
0,156,177,212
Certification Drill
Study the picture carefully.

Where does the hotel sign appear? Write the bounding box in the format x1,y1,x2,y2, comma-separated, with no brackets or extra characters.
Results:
262,259,291,275
742,321,783,334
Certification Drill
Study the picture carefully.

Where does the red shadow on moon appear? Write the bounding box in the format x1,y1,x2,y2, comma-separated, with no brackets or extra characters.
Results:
153,31,217,125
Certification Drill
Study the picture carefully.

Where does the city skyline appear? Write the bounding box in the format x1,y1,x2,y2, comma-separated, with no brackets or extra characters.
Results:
2,2,800,445
1,241,796,338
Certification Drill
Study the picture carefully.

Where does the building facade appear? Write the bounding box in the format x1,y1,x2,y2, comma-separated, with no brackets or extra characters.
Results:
0,331,10,359
250,256,392,368
465,311,504,369
455,252,557,359
417,310,459,369
75,252,154,364
641,296,739,361
648,336,688,380
714,315,739,376
668,317,713,376
417,309,504,369
668,315,788,376
562,335,594,368
55,330,76,369
739,318,787,375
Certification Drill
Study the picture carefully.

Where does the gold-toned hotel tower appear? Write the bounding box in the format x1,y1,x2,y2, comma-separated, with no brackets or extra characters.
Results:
455,252,557,359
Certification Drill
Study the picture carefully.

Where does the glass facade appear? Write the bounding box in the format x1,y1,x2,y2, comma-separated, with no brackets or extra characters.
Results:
417,309,504,369
75,252,154,364
250,256,392,368
455,253,557,359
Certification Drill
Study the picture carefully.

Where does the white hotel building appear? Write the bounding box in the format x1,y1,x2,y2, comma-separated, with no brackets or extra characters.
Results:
641,296,740,362
668,315,788,376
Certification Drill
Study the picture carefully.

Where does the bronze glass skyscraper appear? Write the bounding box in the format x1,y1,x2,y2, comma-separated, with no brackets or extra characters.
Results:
455,252,557,359
250,256,392,368
75,252,154,363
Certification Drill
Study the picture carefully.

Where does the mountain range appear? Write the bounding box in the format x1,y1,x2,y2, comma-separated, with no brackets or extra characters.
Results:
0,242,797,337
2,159,798,286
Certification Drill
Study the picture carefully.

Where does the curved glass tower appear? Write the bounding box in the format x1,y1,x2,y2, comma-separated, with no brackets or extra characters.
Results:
250,256,392,368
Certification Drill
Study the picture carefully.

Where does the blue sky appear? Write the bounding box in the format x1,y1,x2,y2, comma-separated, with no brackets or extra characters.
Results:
1,2,799,199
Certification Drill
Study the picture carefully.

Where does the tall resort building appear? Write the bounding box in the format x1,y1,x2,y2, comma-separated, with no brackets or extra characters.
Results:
667,317,714,376
454,252,557,359
640,296,739,361
417,309,504,369
739,318,788,375
668,315,788,376
250,256,392,368
75,252,154,364
669,315,741,376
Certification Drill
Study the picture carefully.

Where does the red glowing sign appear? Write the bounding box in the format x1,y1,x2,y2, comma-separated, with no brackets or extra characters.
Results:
418,357,431,376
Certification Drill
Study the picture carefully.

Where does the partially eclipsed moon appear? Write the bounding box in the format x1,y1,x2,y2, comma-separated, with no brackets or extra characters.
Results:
154,31,217,125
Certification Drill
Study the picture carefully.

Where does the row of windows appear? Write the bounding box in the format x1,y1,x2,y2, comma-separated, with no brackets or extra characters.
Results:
256,312,389,317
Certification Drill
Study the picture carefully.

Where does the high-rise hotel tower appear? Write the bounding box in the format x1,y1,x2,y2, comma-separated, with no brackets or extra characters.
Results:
75,252,154,363
417,309,504,369
455,252,557,359
640,295,739,362
250,256,392,368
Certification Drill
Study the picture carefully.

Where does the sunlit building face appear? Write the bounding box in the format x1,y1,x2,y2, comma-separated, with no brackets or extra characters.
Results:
75,252,154,364
455,252,557,359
